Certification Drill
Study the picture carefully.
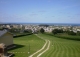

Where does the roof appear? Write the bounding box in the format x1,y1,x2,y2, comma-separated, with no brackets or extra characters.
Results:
0,30,7,37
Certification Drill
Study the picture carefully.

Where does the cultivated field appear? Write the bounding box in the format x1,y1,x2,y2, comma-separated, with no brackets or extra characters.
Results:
9,34,80,57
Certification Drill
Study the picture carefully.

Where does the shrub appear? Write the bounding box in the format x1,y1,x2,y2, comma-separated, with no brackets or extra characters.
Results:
40,28,45,33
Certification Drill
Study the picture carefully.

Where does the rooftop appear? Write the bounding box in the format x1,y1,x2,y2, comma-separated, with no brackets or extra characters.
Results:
0,30,7,37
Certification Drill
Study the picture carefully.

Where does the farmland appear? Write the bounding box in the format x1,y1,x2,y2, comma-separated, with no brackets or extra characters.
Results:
9,34,80,57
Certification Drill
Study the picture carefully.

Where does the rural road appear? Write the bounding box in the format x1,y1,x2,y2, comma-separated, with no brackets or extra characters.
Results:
29,34,50,57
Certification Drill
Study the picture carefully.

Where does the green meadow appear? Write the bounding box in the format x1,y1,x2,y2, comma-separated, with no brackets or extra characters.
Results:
8,34,45,57
38,34,80,57
9,34,80,57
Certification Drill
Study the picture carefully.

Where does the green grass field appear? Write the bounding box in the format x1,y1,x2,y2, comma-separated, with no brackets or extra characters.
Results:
54,33,80,41
9,34,80,57
8,34,45,57
38,34,80,57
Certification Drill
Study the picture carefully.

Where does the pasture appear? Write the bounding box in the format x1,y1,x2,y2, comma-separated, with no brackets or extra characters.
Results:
8,34,45,57
8,34,80,57
38,34,80,57
54,33,80,41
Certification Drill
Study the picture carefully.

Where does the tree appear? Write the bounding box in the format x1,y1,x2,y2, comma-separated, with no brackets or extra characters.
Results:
39,24,49,27
24,29,32,33
66,30,76,35
58,29,63,33
76,31,80,36
52,29,63,35
9,28,20,33
40,28,45,33
52,29,58,35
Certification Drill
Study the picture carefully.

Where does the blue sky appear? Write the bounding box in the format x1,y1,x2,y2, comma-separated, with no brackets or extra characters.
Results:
0,0,80,23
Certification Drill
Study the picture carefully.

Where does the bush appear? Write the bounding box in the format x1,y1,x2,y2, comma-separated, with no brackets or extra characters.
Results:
76,31,80,36
53,33,80,41
40,28,45,33
13,33,33,38
24,29,32,33
67,31,76,35
52,29,63,35
52,29,58,35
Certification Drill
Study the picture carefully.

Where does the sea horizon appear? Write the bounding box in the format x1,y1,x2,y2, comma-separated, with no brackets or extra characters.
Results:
0,22,80,26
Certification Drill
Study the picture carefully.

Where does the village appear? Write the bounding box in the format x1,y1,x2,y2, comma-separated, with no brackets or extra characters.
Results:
0,24,80,33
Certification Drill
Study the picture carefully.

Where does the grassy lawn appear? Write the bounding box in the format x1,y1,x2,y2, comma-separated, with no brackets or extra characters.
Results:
8,34,80,57
54,33,80,41
8,34,45,57
38,34,80,57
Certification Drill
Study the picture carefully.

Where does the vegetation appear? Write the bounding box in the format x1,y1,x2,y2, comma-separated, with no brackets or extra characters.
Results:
52,29,63,35
8,33,80,57
54,33,80,41
24,29,32,33
8,34,45,57
38,34,80,57
51,29,80,40
66,30,76,35
39,24,49,27
76,31,80,36
40,28,45,33
13,33,33,38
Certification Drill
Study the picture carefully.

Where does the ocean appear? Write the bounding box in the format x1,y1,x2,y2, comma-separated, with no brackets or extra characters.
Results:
0,23,80,26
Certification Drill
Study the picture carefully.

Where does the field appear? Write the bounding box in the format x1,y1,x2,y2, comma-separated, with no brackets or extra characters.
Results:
8,34,80,57
8,34,45,57
38,34,80,57
54,33,80,41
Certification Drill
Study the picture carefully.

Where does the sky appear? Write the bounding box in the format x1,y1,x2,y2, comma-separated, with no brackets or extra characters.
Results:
0,0,80,24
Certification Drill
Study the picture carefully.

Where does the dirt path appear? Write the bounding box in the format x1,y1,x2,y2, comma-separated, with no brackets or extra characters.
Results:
29,40,48,57
37,40,50,57
29,34,50,57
